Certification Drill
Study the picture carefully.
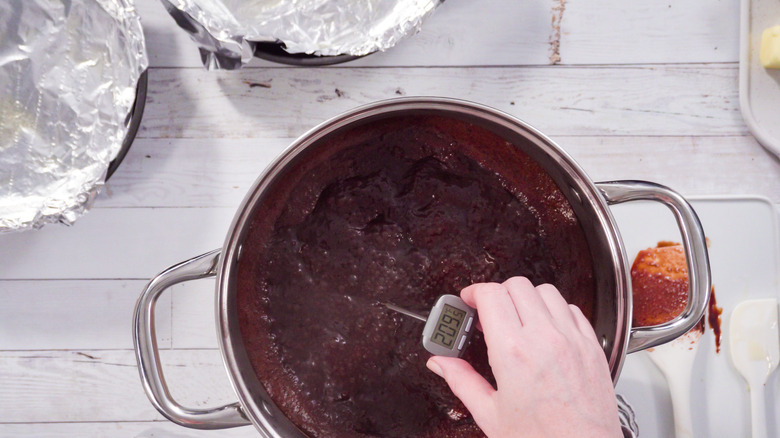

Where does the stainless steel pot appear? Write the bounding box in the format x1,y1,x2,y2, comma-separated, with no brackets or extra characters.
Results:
133,97,711,435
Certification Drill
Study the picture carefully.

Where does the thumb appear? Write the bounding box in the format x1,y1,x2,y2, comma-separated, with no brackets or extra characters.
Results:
427,356,495,425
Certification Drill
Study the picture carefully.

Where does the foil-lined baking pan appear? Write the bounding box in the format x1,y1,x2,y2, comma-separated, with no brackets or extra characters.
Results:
163,0,442,69
0,0,148,233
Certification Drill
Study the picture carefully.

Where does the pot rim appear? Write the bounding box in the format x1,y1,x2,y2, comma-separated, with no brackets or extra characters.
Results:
215,97,631,435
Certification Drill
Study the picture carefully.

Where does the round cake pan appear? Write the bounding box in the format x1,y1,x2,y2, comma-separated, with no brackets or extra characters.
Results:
107,69,148,180
252,42,366,66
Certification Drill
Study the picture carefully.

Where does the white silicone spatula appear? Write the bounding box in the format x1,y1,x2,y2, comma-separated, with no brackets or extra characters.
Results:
647,329,702,438
729,299,780,438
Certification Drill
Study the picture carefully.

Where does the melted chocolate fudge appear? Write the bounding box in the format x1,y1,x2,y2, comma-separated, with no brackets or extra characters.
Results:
237,115,596,437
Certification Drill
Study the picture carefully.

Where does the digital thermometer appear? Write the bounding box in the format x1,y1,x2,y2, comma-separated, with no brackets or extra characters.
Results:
384,294,478,358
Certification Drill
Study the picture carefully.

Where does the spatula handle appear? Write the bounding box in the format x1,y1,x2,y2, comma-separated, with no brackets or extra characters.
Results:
648,340,699,438
665,368,694,438
749,382,767,438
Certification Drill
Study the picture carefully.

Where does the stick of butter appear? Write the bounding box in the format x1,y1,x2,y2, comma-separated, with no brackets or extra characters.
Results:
761,25,780,69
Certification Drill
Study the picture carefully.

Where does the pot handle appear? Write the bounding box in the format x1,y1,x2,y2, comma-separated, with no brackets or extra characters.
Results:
596,181,711,354
133,249,251,429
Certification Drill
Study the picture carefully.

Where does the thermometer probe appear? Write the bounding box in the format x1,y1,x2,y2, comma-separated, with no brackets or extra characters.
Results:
384,294,478,358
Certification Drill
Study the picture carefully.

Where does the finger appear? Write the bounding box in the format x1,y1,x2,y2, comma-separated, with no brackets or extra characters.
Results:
427,356,496,424
459,283,480,309
536,283,579,334
461,283,525,344
503,277,552,328
570,304,600,344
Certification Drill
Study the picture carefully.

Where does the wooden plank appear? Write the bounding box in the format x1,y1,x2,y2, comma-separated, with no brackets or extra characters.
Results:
561,0,740,65
0,422,257,438
135,0,741,68
0,350,237,423
137,65,745,140
553,135,780,202
171,278,220,350
0,280,171,351
100,135,780,210
100,138,289,209
0,208,234,280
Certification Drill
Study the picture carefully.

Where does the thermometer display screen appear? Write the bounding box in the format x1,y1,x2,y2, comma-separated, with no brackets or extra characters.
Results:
431,304,467,348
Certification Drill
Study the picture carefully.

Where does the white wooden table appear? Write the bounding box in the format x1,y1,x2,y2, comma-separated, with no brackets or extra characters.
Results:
2,0,779,436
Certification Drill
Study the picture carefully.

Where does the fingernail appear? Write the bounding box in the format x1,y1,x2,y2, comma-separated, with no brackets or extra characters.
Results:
426,358,443,377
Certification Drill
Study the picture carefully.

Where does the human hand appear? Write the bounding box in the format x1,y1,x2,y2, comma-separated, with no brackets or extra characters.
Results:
426,277,622,438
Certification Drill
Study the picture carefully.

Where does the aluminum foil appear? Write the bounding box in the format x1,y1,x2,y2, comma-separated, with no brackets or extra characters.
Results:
0,0,148,232
163,0,441,69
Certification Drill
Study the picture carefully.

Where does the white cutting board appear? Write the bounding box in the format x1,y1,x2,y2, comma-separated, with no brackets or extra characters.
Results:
613,196,780,437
